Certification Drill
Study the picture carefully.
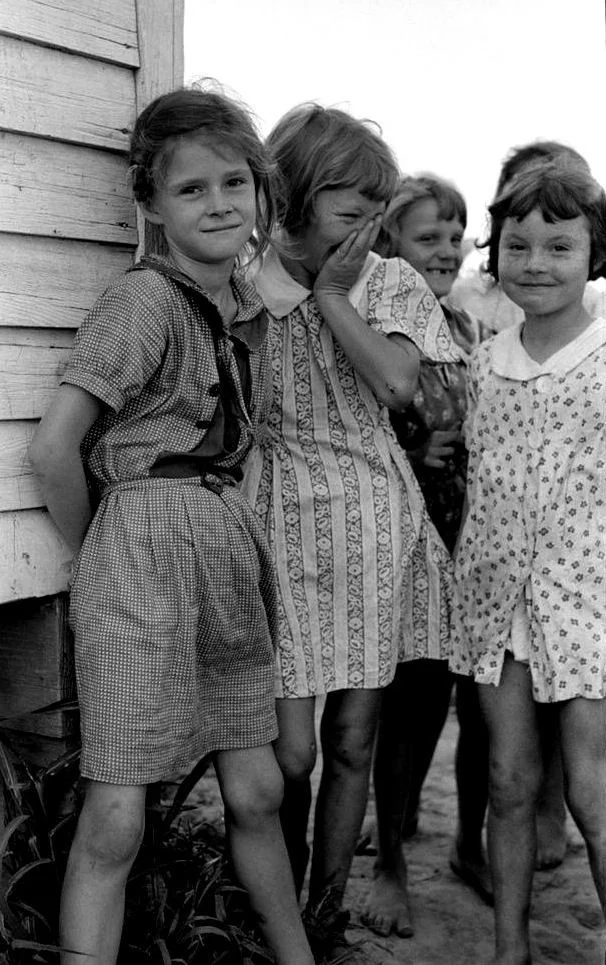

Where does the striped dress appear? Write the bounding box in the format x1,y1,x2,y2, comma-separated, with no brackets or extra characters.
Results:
244,249,460,698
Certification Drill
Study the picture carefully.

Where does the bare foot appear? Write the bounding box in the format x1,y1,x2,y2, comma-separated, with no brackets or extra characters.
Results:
535,809,567,870
449,845,494,907
360,865,413,938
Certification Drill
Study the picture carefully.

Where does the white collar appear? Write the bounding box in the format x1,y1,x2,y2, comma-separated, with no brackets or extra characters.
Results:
249,246,382,319
491,317,606,380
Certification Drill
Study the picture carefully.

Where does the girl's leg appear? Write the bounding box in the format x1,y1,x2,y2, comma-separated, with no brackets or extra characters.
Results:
478,656,543,965
450,676,492,904
557,695,606,917
535,715,567,869
214,744,314,965
273,696,317,897
60,782,147,965
308,688,382,912
363,662,452,937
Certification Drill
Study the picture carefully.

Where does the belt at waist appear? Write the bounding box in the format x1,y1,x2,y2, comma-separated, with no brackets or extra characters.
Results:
101,471,237,499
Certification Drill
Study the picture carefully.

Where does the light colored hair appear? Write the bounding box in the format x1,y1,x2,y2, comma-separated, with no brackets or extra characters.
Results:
375,174,467,259
266,103,400,236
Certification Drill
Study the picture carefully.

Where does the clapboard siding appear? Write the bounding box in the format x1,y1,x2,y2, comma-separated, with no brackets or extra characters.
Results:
0,0,139,67
0,36,134,151
0,235,133,330
0,421,41,511
0,132,137,244
0,510,73,616
0,344,73,420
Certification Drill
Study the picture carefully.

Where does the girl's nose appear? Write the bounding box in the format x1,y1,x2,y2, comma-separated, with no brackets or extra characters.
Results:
208,187,233,215
526,247,547,271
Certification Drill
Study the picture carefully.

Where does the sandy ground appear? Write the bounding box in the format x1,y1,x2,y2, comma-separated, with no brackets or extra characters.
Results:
190,707,605,965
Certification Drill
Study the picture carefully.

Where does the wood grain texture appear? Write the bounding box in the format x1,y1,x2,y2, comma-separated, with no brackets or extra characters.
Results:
0,421,42,511
0,36,134,151
0,132,137,244
0,344,73,419
0,234,133,329
0,509,72,605
0,0,139,67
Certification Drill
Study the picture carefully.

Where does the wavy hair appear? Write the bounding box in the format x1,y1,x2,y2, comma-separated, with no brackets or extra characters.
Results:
375,173,467,258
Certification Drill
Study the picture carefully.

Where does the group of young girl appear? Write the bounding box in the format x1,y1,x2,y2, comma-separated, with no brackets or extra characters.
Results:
29,82,605,965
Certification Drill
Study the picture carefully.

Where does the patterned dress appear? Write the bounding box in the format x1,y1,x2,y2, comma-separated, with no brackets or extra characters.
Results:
452,318,606,703
244,249,460,698
62,256,279,784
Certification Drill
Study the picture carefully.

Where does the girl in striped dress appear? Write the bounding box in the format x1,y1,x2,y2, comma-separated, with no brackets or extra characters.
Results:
29,87,314,965
243,103,458,962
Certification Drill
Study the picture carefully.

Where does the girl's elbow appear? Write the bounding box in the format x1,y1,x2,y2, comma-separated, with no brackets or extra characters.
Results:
380,375,418,411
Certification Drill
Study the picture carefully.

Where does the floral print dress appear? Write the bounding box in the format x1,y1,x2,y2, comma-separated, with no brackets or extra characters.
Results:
452,318,606,702
244,249,460,698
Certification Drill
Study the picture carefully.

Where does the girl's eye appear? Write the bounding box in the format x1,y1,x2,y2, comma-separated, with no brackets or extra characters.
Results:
227,177,248,188
552,244,570,252
181,185,202,195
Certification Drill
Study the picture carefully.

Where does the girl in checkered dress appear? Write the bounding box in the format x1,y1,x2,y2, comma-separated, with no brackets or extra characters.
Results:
29,87,314,965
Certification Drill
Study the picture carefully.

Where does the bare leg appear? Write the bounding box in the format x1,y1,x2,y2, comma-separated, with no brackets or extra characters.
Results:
479,656,543,965
308,688,382,913
273,697,317,897
362,667,423,938
215,744,314,965
557,696,606,918
60,783,146,965
450,676,493,905
535,714,567,870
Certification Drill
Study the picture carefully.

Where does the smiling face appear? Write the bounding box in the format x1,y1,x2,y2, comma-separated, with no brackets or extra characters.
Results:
393,198,464,299
144,134,257,277
498,208,592,319
298,187,386,274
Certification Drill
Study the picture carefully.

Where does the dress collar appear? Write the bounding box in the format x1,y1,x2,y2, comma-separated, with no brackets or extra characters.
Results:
250,246,382,319
491,317,606,380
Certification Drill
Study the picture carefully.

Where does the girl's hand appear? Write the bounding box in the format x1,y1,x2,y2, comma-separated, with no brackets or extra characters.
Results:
314,216,382,299
411,428,460,469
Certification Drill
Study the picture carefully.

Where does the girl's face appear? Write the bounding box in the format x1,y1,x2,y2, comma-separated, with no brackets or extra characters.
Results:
298,187,386,274
498,208,592,318
394,199,464,299
144,134,257,274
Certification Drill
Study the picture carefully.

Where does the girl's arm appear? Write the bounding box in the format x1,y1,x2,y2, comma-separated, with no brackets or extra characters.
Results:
313,218,420,410
29,384,102,553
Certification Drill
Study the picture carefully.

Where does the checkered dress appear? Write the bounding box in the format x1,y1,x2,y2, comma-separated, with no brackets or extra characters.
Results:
62,257,278,784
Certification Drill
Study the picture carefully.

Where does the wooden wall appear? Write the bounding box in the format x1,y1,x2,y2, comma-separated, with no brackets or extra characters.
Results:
0,0,184,736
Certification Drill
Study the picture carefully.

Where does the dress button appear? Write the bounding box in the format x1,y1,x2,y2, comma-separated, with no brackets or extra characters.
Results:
196,419,211,429
208,383,221,397
535,375,552,394
527,429,542,448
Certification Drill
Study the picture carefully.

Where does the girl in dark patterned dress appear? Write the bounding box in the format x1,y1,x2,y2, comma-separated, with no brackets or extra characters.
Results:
29,87,314,965
363,175,494,939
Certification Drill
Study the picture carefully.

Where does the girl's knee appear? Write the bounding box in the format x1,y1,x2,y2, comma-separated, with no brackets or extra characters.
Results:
223,767,285,828
565,772,606,838
489,760,542,817
275,734,317,783
75,795,145,869
322,721,375,771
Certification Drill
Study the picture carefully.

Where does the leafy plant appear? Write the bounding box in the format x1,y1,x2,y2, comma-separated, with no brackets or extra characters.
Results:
0,724,274,965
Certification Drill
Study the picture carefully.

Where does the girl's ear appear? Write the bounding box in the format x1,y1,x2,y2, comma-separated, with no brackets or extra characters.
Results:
139,200,164,225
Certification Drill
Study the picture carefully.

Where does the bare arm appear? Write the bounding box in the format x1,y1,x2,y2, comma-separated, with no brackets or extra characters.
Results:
29,384,103,554
313,218,420,410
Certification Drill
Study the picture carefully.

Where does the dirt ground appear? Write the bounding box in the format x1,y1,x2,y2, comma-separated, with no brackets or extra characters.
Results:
190,707,605,965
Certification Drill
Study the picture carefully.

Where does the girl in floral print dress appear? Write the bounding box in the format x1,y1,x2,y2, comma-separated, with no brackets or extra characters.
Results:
243,104,458,962
452,161,606,965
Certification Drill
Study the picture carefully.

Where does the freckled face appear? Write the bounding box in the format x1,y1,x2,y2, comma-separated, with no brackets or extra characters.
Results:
498,208,592,318
298,188,386,274
394,199,464,299
145,135,257,273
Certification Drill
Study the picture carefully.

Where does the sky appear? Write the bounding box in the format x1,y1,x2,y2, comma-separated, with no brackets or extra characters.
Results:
184,0,606,240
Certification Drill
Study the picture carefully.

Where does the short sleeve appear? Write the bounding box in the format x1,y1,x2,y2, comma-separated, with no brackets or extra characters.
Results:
61,270,170,411
363,257,460,363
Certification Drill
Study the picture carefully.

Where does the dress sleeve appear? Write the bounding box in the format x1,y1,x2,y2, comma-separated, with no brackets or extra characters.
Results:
364,257,460,362
61,271,170,412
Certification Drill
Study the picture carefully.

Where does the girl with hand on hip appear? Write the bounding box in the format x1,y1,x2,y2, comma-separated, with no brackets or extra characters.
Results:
452,161,606,965
243,104,458,963
29,86,315,965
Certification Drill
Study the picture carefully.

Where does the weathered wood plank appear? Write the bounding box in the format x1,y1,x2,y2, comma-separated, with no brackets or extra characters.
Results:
0,421,42,512
0,132,137,244
0,328,74,348
0,234,133,329
0,0,139,68
135,0,184,110
0,36,134,151
0,344,72,419
0,509,72,605
0,594,75,738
